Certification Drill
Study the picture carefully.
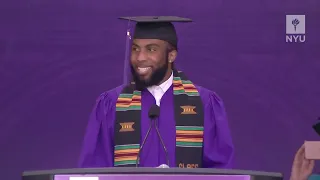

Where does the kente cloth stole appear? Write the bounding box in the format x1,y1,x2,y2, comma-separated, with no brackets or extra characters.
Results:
113,70,204,168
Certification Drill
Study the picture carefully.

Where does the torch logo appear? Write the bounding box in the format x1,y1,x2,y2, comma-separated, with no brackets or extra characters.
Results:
292,18,300,32
286,15,305,43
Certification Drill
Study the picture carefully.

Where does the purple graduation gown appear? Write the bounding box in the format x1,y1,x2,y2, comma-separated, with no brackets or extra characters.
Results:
78,84,234,168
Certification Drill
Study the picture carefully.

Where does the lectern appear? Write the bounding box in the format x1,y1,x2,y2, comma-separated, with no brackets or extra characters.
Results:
22,167,283,180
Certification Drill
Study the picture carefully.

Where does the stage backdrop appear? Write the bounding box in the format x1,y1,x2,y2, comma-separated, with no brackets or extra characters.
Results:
0,0,319,180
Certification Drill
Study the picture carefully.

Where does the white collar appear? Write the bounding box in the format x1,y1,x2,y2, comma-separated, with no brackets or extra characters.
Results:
147,72,173,95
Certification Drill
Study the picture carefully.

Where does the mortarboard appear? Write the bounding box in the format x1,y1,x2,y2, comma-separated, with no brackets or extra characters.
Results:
119,16,192,48
119,16,193,85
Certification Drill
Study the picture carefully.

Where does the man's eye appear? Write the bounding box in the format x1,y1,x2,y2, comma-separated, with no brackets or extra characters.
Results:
148,48,156,52
132,47,139,51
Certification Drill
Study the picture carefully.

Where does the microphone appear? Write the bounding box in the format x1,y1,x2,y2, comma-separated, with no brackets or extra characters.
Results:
149,104,170,167
135,111,154,167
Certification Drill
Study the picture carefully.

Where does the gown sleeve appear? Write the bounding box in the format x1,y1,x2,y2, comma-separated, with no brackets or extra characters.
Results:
78,92,115,168
203,90,235,168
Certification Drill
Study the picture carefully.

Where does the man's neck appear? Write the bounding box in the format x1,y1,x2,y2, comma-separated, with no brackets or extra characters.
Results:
147,71,173,106
156,69,173,86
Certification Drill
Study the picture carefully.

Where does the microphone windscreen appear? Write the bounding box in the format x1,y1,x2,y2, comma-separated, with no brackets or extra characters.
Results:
148,104,160,119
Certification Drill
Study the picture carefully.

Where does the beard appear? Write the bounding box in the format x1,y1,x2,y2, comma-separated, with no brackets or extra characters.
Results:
131,59,169,91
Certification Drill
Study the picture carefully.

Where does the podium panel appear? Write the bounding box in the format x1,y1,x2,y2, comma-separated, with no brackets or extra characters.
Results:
55,174,250,180
22,167,283,180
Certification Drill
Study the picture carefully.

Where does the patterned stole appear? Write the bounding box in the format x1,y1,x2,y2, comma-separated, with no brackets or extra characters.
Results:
113,69,204,168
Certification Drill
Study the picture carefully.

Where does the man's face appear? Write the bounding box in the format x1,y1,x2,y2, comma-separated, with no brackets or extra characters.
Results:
130,39,170,88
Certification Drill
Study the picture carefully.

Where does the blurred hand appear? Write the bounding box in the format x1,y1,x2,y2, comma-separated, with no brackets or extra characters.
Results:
290,144,315,180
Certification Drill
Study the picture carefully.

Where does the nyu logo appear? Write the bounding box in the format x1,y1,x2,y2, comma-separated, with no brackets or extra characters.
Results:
286,15,306,43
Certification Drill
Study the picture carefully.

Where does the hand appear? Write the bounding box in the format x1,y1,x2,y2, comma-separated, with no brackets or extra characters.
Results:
290,144,315,180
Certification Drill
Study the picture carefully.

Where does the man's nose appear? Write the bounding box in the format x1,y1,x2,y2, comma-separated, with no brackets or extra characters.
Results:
136,51,147,62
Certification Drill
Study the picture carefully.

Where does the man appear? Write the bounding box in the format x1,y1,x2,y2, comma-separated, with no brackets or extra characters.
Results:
290,144,315,180
78,16,234,168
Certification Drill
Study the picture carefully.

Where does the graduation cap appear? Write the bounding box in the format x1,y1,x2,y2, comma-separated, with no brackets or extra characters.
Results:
119,16,193,85
119,16,192,49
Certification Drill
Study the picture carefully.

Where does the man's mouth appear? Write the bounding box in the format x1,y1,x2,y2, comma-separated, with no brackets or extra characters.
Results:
137,67,151,76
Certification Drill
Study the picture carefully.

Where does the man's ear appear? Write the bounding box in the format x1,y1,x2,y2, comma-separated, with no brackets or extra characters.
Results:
168,50,177,63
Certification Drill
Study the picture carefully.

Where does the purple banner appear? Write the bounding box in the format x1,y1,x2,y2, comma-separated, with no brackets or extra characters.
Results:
55,175,250,180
